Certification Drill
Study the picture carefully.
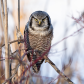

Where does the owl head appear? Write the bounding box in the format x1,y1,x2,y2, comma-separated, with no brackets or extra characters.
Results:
28,11,53,36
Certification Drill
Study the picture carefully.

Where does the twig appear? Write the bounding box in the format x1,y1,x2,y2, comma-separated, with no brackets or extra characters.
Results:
0,73,5,79
0,39,24,49
44,56,74,84
0,48,25,62
0,59,5,61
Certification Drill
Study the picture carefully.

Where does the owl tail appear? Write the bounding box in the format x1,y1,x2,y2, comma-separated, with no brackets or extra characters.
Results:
32,61,41,73
32,54,44,73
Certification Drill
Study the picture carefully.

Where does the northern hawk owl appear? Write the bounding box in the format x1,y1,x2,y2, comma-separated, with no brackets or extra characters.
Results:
24,11,53,73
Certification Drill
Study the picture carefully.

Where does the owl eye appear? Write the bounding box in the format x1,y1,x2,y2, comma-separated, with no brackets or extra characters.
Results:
35,18,38,21
42,18,45,22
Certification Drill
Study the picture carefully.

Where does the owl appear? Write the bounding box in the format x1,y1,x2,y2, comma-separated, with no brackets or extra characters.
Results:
24,11,53,73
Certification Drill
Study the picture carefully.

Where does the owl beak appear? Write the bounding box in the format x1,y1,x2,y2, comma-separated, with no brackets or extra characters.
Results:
39,21,41,25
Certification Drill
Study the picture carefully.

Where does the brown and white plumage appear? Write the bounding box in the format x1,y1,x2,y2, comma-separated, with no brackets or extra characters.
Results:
24,11,53,73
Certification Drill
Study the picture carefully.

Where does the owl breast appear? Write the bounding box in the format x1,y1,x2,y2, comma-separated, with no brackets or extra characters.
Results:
29,32,52,55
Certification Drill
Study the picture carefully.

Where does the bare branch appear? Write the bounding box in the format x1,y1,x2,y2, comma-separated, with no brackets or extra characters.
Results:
0,73,5,79
0,39,24,49
0,59,5,61
44,56,74,84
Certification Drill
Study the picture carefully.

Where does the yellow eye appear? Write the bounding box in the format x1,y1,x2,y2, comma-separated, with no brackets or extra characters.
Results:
42,18,45,22
35,18,38,21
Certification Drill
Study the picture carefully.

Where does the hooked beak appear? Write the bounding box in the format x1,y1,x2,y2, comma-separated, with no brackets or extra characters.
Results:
39,21,41,25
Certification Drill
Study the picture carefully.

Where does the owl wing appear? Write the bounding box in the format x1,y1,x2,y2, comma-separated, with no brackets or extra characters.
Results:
24,22,31,62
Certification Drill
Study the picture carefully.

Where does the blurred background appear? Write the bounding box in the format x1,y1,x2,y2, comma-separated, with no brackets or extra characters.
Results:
0,0,84,84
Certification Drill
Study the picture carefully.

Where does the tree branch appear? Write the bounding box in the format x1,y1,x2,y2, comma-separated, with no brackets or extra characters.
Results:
44,56,74,84
0,39,24,49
